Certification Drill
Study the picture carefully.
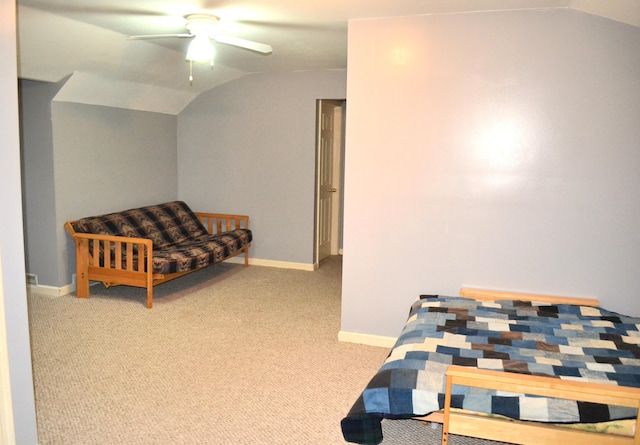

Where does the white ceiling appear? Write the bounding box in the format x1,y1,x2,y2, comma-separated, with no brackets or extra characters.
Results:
15,0,640,112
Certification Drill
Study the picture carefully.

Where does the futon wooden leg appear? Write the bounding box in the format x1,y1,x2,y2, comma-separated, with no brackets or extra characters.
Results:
76,272,90,298
147,286,153,309
76,240,90,299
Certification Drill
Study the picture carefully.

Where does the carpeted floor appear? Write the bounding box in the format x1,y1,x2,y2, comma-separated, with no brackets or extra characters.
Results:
28,256,509,444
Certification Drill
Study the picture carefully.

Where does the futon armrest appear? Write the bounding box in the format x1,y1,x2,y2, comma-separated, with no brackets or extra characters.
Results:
65,220,153,249
65,220,154,273
194,212,250,235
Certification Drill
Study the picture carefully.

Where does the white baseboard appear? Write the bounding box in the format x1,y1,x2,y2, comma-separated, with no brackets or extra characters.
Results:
338,331,396,348
27,273,77,297
225,257,316,271
28,282,75,297
32,258,317,297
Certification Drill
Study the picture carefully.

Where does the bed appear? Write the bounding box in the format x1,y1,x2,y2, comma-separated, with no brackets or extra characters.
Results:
341,288,640,445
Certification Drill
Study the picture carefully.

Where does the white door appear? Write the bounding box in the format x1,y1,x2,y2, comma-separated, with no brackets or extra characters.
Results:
316,100,343,264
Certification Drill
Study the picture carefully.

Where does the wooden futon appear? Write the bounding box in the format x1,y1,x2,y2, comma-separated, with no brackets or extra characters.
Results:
65,201,252,308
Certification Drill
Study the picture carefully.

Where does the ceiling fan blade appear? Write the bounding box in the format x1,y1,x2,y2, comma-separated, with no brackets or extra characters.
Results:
126,33,193,40
213,35,273,54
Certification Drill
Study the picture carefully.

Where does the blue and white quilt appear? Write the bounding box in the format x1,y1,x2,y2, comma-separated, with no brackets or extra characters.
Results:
341,295,640,444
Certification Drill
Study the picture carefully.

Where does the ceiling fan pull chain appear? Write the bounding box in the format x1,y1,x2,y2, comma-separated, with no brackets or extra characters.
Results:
189,60,194,86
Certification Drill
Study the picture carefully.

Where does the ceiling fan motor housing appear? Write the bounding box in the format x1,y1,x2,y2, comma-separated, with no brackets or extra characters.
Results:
185,14,220,37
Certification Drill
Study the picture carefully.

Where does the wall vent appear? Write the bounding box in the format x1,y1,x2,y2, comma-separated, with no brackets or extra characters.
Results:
26,274,38,286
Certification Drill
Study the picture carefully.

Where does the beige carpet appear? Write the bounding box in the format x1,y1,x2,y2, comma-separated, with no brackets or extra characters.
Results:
28,256,509,445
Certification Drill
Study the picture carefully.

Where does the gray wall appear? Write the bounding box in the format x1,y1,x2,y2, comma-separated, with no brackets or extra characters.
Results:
19,96,179,288
177,70,347,265
341,9,640,338
1,0,39,441
20,79,64,286
21,69,347,284
51,102,179,286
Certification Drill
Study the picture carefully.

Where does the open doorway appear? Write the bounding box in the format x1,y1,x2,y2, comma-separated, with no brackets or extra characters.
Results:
314,99,346,268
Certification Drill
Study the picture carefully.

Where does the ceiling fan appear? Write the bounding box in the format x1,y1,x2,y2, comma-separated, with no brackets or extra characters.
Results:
127,13,273,83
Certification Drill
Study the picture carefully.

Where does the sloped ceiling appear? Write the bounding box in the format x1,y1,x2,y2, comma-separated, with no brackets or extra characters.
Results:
15,0,640,114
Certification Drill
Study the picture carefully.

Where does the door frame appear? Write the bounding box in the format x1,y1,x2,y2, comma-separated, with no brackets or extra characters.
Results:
314,99,346,268
0,250,16,445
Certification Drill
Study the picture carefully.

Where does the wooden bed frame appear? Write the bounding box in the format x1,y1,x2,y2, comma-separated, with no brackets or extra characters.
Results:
415,288,640,445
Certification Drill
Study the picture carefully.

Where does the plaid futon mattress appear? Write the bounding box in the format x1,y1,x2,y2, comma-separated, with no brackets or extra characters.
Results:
72,201,252,274
151,230,251,274
73,201,210,250
341,295,640,444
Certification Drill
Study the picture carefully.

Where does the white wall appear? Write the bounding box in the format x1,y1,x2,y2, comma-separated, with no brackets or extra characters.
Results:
177,70,346,265
0,0,39,441
341,9,640,338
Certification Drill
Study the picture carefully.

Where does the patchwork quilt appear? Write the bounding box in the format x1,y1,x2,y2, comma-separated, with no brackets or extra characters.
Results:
341,295,640,445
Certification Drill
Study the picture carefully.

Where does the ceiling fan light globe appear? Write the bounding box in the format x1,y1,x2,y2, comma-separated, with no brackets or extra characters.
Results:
186,34,215,63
